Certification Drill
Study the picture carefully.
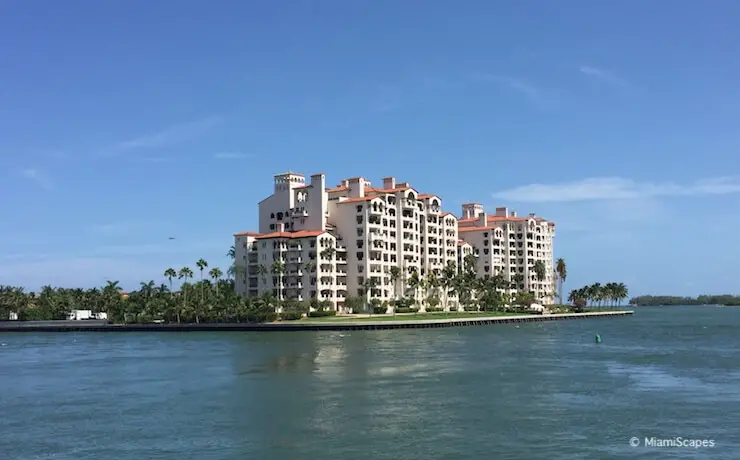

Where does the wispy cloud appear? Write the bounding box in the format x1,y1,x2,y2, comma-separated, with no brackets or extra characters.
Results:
579,65,627,87
213,152,253,160
19,168,53,189
492,176,740,202
101,116,222,156
470,73,540,100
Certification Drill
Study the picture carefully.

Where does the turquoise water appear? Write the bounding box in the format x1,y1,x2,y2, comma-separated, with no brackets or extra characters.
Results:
1,307,738,459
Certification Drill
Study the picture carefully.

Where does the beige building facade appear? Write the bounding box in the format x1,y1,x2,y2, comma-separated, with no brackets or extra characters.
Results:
234,172,555,310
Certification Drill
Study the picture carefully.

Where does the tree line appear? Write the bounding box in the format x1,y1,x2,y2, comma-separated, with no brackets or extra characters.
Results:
0,251,574,323
567,282,629,311
629,295,740,307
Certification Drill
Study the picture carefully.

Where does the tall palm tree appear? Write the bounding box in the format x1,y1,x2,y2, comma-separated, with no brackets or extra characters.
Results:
616,282,629,306
407,270,421,306
389,266,401,300
424,271,439,310
555,258,567,305
209,267,223,297
256,264,268,285
178,267,194,320
164,268,177,293
440,261,456,312
361,277,379,314
271,260,285,300
196,259,208,302
533,260,546,301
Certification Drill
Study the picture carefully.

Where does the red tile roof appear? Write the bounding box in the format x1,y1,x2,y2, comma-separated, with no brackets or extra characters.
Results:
254,230,328,239
326,186,348,193
337,195,382,203
458,226,490,233
366,186,412,194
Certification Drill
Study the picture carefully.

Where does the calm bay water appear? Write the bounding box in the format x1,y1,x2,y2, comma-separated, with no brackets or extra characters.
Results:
1,306,739,459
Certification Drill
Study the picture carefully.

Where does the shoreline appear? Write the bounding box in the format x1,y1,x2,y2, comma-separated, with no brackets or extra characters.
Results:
0,311,633,332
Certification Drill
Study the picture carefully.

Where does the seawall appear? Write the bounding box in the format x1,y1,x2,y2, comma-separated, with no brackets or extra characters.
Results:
0,311,633,332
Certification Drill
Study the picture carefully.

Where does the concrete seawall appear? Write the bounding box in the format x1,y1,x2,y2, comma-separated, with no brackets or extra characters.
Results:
0,311,633,332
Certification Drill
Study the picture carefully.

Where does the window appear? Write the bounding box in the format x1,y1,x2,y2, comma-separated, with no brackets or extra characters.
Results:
277,212,283,220
270,213,275,218
269,224,275,230
356,205,363,212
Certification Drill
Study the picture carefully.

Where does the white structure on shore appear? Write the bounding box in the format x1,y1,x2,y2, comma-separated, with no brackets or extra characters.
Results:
234,172,555,310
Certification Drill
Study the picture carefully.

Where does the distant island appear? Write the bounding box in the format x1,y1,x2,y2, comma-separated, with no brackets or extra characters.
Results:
629,295,740,307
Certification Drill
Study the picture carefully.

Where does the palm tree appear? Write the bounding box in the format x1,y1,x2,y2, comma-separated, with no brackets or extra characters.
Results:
533,260,546,301
407,270,421,305
424,271,439,311
616,282,628,306
361,277,380,314
440,261,457,312
271,260,285,300
555,258,567,305
164,268,177,293
196,259,208,302
178,266,194,320
256,264,268,285
389,266,401,300
209,267,223,297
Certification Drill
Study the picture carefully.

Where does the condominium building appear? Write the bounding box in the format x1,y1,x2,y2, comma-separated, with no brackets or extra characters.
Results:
456,203,556,303
233,171,555,310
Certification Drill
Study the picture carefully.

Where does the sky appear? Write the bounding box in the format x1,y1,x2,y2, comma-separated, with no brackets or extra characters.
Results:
1,0,739,296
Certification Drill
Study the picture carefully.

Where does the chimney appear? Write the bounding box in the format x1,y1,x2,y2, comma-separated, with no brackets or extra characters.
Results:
529,212,536,218
382,176,396,190
495,207,508,217
478,211,487,227
310,173,325,189
510,211,517,217
348,177,365,197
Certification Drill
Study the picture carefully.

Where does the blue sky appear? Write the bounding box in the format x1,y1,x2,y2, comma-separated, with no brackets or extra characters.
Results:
2,0,739,296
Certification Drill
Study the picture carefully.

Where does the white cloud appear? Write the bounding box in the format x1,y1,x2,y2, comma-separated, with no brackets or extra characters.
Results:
579,65,627,87
492,176,740,202
19,168,53,189
213,152,253,160
103,116,222,155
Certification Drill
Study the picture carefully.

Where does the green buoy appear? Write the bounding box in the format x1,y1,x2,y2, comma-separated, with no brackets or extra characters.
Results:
595,334,602,344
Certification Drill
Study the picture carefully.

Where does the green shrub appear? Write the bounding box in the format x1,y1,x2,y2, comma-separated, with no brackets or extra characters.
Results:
308,310,336,317
463,306,479,312
425,307,443,312
280,312,303,321
373,306,386,314
395,307,419,314
572,299,586,313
